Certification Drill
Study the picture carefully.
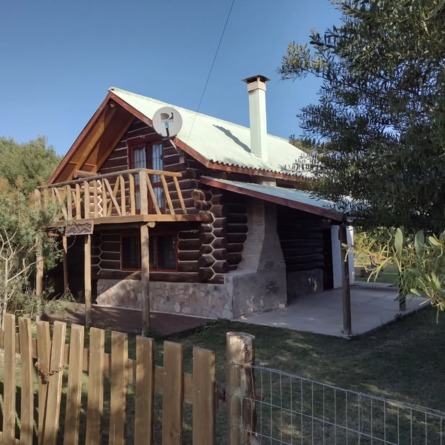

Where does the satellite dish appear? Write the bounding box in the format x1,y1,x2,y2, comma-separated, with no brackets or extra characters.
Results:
152,107,183,138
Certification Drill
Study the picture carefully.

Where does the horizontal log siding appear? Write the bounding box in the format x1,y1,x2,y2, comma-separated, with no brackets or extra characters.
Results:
224,192,248,271
92,233,101,279
94,225,201,283
277,206,326,272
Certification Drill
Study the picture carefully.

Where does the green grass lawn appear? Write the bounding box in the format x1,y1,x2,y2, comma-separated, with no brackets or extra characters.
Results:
176,307,445,443
176,307,445,411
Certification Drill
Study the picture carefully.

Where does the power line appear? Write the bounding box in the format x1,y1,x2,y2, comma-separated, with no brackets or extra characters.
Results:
186,0,236,143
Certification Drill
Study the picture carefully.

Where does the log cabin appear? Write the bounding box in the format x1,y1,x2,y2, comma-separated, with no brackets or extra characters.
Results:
36,75,350,327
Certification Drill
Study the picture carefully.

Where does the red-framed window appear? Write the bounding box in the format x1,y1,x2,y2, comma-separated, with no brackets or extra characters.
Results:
121,234,178,271
127,137,165,210
128,138,164,171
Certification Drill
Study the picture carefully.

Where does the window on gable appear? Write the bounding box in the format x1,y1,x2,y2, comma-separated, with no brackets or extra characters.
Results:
128,138,165,211
121,234,177,271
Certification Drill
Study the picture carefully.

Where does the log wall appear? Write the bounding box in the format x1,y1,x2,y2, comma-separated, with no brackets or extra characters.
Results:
91,118,250,284
276,206,326,273
91,224,202,283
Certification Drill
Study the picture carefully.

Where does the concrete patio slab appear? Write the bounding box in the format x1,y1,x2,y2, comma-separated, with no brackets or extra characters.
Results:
236,282,429,337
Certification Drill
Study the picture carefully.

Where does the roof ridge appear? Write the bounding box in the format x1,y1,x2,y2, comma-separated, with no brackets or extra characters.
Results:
109,86,290,143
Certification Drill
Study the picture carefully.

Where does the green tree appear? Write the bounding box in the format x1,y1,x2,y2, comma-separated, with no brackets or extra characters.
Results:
0,136,61,196
0,137,61,326
280,0,445,231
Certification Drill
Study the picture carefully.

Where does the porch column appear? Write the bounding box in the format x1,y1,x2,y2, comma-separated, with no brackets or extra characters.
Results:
84,234,92,328
340,224,352,336
63,235,69,294
140,224,150,335
331,225,342,288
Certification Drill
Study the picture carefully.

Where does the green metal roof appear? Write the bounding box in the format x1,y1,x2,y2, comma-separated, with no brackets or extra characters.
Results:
110,87,310,177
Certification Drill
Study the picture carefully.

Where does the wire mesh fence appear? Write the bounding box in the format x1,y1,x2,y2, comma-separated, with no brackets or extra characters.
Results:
235,364,445,445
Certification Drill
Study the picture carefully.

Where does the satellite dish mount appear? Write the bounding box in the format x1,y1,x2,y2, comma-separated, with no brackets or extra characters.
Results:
153,107,183,139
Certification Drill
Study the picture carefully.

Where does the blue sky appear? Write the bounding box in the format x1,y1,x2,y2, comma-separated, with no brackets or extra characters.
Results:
0,0,340,155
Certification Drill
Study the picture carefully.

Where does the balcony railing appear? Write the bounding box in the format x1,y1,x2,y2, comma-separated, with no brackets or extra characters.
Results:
35,168,193,225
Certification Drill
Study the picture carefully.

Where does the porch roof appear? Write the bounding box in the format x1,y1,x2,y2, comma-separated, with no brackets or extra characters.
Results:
199,176,343,221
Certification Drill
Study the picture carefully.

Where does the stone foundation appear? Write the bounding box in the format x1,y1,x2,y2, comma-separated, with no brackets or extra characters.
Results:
96,278,232,319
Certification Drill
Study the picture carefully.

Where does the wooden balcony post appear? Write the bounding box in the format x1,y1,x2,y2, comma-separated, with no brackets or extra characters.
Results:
128,174,136,215
102,179,108,217
139,170,149,215
83,181,90,219
84,234,92,328
66,185,73,221
75,183,81,219
140,224,150,335
63,235,69,295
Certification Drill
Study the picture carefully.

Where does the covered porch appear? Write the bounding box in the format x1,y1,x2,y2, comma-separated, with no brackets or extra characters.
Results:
236,282,429,337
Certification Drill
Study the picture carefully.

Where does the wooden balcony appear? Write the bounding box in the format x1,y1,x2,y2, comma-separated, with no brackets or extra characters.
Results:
36,168,207,227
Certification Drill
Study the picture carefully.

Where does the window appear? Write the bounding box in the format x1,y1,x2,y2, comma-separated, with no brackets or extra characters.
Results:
121,236,141,270
121,234,177,271
128,138,165,210
150,235,177,270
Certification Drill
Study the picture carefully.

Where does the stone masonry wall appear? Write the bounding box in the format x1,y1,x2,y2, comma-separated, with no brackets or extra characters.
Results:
227,200,287,318
96,278,233,319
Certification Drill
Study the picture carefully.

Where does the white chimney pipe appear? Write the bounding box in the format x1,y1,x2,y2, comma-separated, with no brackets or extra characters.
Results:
243,75,270,162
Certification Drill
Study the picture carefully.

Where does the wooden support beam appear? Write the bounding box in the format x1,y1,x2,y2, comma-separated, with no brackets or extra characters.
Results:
93,112,133,169
340,224,352,337
74,169,96,178
84,234,92,328
72,105,118,172
63,236,69,295
140,224,150,335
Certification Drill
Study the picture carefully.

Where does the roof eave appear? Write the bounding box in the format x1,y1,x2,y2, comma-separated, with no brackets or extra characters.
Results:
199,176,342,221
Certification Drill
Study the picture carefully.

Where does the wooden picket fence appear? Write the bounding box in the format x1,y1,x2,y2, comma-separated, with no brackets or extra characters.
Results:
0,314,218,445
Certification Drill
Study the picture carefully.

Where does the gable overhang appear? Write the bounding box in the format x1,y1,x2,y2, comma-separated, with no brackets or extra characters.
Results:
49,92,135,184
200,176,343,221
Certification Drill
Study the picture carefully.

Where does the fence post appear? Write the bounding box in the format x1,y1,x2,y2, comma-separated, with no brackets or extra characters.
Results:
226,332,257,445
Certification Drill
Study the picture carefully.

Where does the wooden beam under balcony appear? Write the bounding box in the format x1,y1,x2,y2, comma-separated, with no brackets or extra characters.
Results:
46,213,211,229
